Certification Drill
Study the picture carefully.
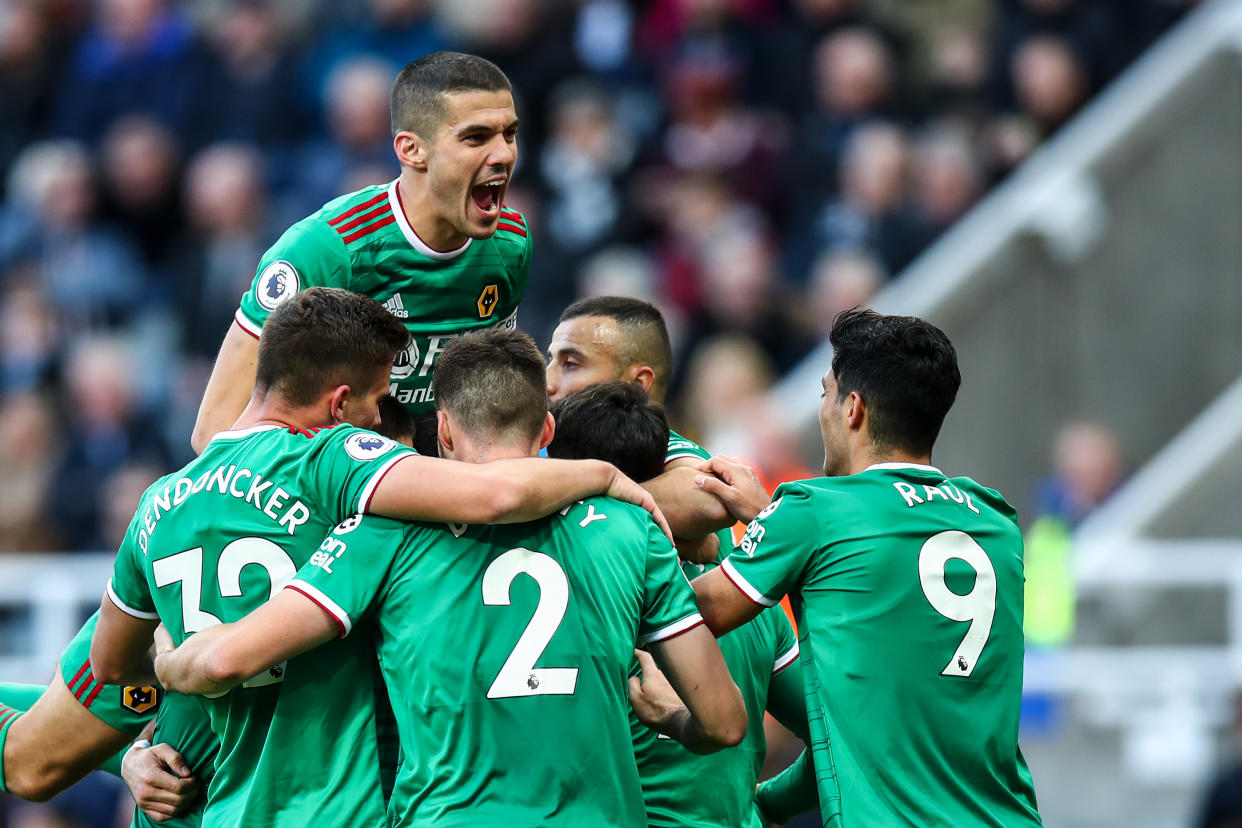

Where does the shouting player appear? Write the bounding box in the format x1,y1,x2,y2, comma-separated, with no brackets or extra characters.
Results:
193,51,531,452
91,289,666,827
154,328,747,827
692,309,1044,827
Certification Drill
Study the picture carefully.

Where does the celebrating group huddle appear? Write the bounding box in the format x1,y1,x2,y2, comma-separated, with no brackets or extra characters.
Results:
0,52,1043,827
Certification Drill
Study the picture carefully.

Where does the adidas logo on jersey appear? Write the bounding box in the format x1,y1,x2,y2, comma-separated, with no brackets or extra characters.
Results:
383,294,409,318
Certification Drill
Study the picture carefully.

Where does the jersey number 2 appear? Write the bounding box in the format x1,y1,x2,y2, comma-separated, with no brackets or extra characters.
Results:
918,531,996,677
482,548,579,699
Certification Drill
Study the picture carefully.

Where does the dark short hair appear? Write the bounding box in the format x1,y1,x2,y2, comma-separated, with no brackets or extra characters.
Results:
547,382,668,483
829,307,961,455
256,288,410,407
558,296,672,402
375,395,416,447
391,51,512,138
432,328,548,444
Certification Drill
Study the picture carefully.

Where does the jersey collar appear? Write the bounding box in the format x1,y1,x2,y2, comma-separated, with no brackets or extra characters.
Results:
387,179,472,261
210,424,283,442
863,462,944,475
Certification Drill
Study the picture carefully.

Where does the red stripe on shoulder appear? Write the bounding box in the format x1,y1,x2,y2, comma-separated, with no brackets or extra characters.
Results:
0,711,19,729
499,207,525,225
82,682,104,710
73,672,95,702
342,215,397,244
496,222,527,238
334,203,392,235
328,192,388,226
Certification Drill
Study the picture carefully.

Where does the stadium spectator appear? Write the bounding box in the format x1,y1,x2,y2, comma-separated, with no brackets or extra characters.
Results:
97,115,184,272
53,0,202,143
0,390,57,551
1009,33,1091,133
1,140,149,329
0,0,61,196
804,248,885,339
172,143,270,358
1034,420,1125,528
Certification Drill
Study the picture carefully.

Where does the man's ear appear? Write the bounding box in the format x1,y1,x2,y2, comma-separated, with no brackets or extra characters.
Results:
538,411,556,451
394,130,428,171
630,365,656,396
327,385,351,424
843,391,866,432
436,409,454,456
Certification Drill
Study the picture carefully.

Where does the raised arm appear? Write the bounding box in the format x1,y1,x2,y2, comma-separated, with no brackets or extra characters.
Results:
368,455,672,539
191,321,259,454
153,590,338,697
632,631,747,754
91,595,159,686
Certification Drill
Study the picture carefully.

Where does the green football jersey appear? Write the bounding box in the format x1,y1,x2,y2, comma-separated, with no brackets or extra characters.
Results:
721,463,1043,827
106,423,416,828
292,497,703,828
633,560,801,828
237,181,532,417
666,428,709,465
131,692,217,828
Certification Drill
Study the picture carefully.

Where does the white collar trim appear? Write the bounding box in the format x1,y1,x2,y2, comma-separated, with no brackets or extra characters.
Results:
387,180,471,260
210,424,282,441
864,462,943,474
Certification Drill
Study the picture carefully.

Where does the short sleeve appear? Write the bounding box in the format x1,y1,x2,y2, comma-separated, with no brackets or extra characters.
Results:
287,514,405,636
106,516,158,620
720,484,817,608
638,518,704,645
665,429,711,465
768,605,799,676
236,219,351,337
305,427,418,518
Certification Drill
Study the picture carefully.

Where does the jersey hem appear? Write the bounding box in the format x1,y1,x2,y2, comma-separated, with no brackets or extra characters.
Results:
639,613,705,645
358,452,413,513
664,451,708,465
286,581,351,637
863,462,943,475
720,559,778,607
233,308,262,339
772,642,800,675
106,580,161,620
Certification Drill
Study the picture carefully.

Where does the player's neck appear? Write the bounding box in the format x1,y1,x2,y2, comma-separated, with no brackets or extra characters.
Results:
396,174,469,252
850,445,933,475
233,394,332,433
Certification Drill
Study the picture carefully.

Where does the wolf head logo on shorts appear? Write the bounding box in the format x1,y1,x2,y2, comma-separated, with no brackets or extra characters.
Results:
256,261,300,310
344,432,396,461
122,685,161,715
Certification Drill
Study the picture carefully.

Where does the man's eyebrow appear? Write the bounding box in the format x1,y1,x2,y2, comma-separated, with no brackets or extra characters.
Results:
552,346,587,361
456,118,521,137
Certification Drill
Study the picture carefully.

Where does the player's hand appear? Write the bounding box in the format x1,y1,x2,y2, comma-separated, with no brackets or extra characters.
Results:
152,623,174,658
675,533,720,565
122,741,199,822
628,649,689,737
606,468,674,542
694,456,771,524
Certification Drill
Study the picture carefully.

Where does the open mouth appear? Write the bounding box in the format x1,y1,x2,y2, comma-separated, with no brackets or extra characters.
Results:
470,180,505,220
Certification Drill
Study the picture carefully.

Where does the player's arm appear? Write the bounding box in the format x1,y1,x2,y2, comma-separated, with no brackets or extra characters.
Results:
2,673,135,801
756,645,818,823
370,455,672,539
190,321,259,454
692,567,764,636
643,459,733,537
91,592,159,686
629,642,746,754
153,591,338,697
691,455,772,524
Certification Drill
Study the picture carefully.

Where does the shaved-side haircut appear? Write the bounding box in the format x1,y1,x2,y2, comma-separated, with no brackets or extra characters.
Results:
390,51,512,139
558,296,673,402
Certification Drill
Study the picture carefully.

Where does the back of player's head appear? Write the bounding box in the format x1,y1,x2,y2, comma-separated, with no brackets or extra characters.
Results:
547,382,668,483
257,288,410,407
559,296,672,401
375,395,416,447
433,328,548,445
829,307,960,456
391,51,512,139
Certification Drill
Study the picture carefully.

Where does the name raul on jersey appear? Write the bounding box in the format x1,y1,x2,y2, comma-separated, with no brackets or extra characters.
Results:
892,481,980,514
135,465,310,554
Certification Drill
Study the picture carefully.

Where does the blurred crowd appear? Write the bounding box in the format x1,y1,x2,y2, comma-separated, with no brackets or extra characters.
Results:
0,0,1191,554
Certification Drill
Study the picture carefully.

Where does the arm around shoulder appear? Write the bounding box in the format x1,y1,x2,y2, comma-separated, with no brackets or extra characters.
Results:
191,320,260,454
